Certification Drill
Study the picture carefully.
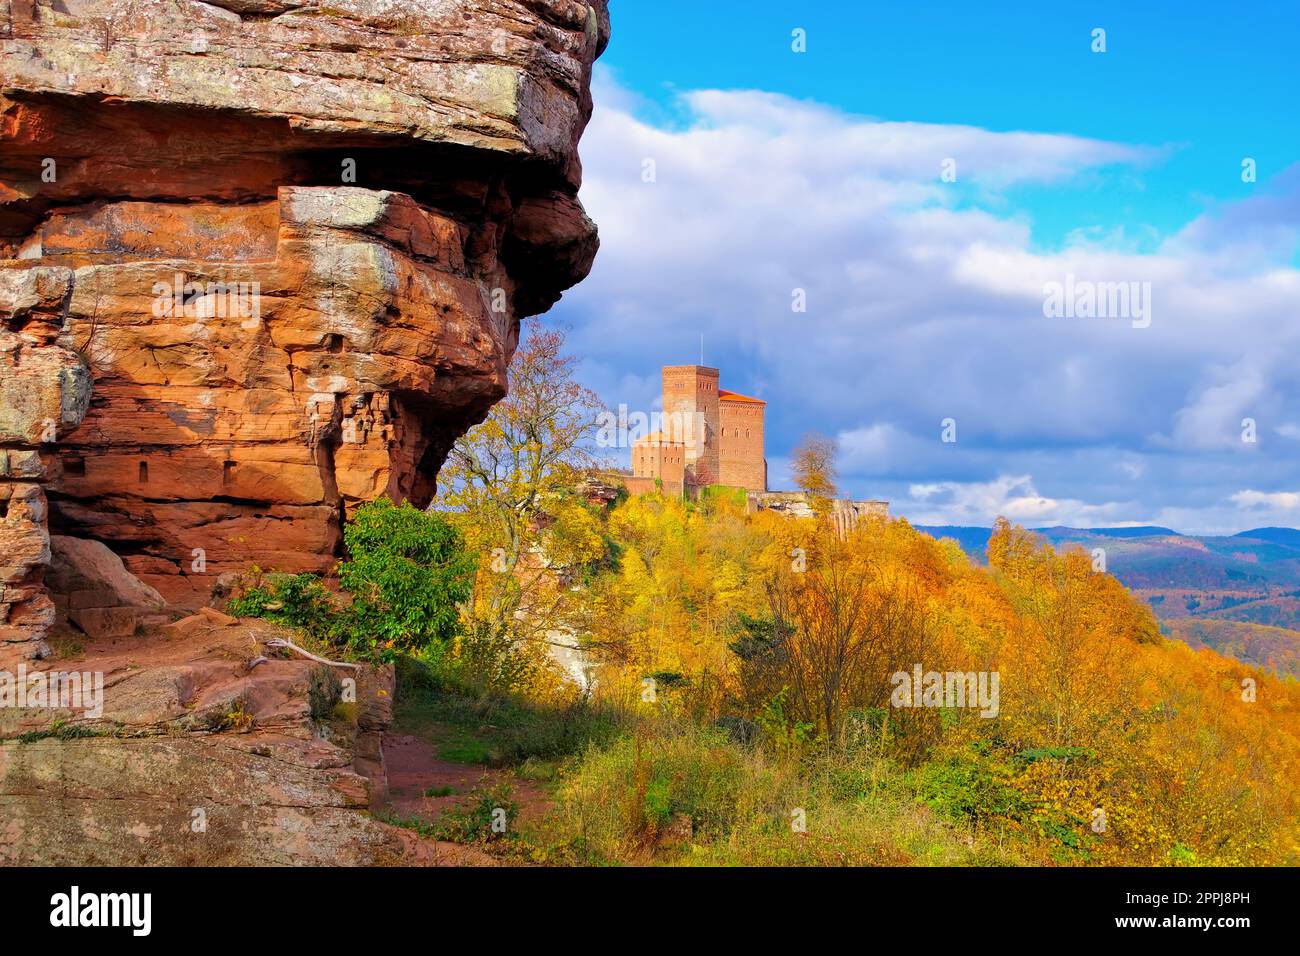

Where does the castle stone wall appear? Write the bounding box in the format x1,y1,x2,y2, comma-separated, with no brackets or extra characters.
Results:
719,397,766,492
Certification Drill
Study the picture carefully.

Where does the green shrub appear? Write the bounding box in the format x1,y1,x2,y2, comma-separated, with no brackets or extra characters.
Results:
555,721,760,858
754,687,815,751
437,617,538,699
339,497,476,654
915,748,1030,826
228,497,476,663
433,783,519,843
1170,842,1198,865
228,572,333,633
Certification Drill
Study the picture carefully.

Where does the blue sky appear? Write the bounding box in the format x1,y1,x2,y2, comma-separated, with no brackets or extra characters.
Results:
600,1,1299,251
549,1,1300,534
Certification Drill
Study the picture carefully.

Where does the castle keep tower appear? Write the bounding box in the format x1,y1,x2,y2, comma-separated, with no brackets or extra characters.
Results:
633,365,766,492
662,365,721,483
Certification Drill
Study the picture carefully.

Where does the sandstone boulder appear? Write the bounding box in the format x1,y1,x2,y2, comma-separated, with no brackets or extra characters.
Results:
67,606,138,641
48,536,166,610
0,619,478,865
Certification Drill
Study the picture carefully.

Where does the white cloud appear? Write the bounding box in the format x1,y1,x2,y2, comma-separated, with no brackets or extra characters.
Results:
1231,490,1300,511
1161,361,1270,451
1118,457,1146,480
904,474,1128,526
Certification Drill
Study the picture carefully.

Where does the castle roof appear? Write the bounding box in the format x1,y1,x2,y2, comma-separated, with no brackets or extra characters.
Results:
718,389,765,405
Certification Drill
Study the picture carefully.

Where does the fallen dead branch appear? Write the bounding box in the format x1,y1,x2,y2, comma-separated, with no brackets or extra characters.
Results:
264,638,360,670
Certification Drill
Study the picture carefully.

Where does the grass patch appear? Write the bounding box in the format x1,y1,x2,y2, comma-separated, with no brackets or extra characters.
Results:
394,654,625,767
543,718,1026,866
46,632,85,659
11,720,113,744
381,783,520,846
434,726,496,765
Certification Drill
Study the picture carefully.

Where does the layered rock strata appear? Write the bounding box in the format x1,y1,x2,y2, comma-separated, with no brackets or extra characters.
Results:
1,0,609,635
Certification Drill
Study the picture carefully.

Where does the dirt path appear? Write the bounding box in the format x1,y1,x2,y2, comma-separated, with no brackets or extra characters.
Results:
383,732,554,830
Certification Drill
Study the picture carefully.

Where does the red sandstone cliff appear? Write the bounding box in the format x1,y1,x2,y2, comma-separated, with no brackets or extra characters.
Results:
0,0,609,864
1,0,609,656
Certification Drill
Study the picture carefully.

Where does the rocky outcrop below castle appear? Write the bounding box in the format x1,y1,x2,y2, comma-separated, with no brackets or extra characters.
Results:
747,492,890,536
0,0,609,863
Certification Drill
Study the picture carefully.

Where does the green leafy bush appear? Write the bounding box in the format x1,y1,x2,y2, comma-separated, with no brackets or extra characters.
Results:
339,497,476,655
438,617,538,699
227,572,333,633
228,497,476,663
916,748,1030,826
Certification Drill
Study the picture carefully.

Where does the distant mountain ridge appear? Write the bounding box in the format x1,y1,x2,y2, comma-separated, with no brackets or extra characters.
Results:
1038,525,1181,539
916,523,1300,566
1233,527,1300,548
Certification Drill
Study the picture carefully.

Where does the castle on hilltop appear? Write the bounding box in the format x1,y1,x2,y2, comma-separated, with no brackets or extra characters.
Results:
631,365,767,493
607,364,888,529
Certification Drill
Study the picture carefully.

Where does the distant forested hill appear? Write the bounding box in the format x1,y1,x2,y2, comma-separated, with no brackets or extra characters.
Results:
917,523,1300,674
1163,618,1300,678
